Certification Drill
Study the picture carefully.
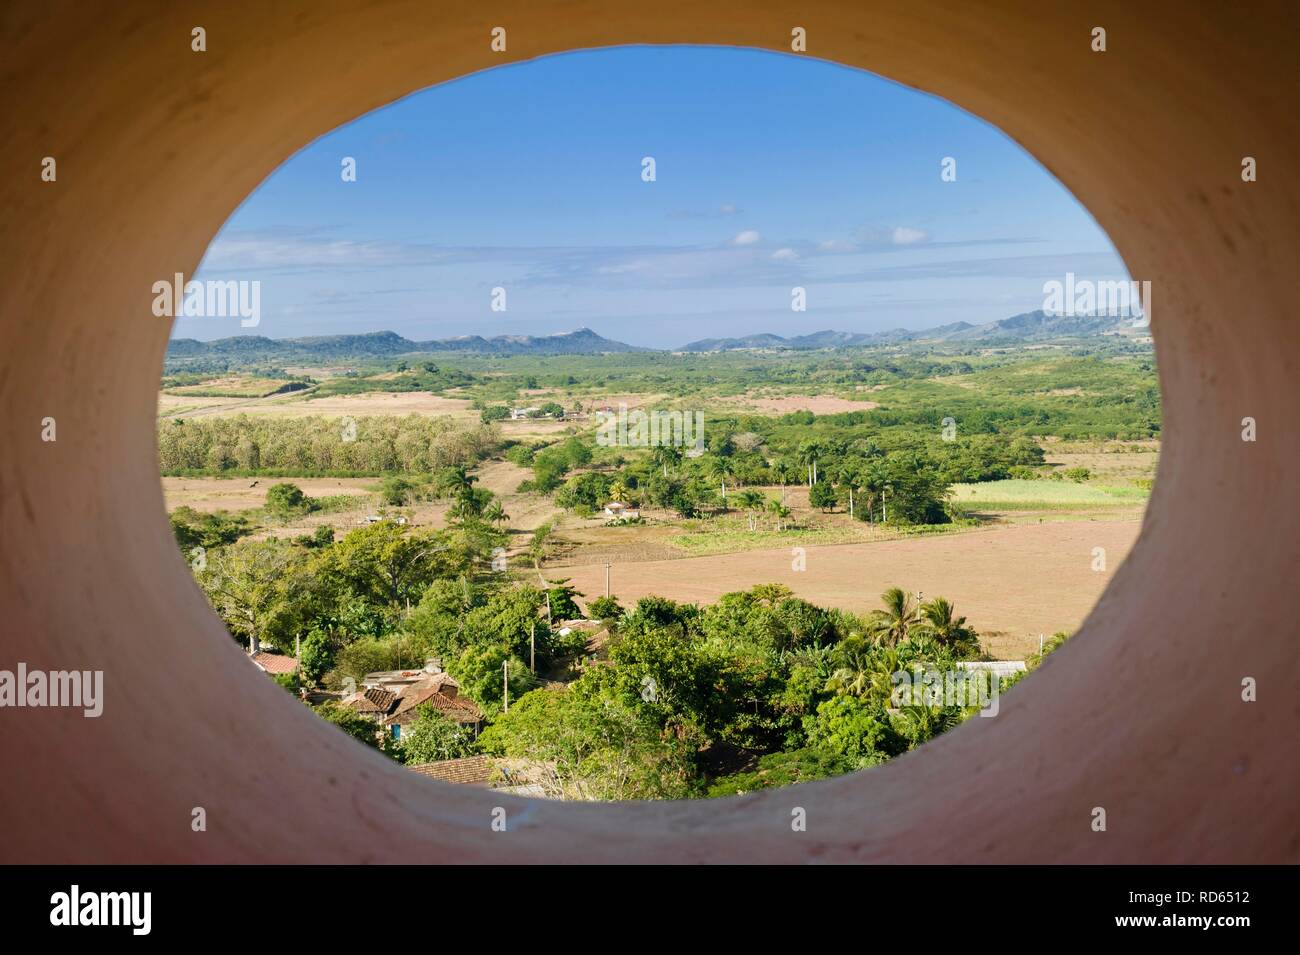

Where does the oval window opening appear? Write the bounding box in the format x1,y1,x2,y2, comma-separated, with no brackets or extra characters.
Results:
159,45,1158,801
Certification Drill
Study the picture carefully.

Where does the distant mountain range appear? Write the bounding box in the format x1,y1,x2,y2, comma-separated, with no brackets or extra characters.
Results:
166,327,648,360
678,311,1140,351
167,311,1143,361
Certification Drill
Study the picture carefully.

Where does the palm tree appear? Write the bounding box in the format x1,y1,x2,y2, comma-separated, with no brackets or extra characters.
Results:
437,464,476,498
867,586,921,645
767,499,791,531
608,480,630,504
826,634,875,697
797,441,823,487
483,499,509,526
860,459,889,524
651,444,683,478
708,455,735,509
918,596,982,658
772,458,796,503
837,462,863,519
896,704,963,748
735,489,765,530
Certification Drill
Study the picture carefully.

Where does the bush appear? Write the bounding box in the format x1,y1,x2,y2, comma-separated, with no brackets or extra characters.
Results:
587,596,623,620
379,474,416,506
265,482,312,519
706,747,851,797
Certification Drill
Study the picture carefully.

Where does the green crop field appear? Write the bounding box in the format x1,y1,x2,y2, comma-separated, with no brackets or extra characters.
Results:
949,479,1149,511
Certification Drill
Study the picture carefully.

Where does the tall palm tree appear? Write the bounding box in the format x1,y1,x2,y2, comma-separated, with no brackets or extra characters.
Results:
797,441,823,487
918,596,982,658
772,459,796,503
767,498,791,531
651,444,683,478
867,586,921,645
837,462,863,519
709,455,735,509
860,459,889,524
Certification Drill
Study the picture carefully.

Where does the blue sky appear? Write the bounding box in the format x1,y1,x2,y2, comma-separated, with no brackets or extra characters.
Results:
186,45,1128,347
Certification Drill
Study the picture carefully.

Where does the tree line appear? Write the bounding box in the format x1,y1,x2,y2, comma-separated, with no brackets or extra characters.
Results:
158,414,499,475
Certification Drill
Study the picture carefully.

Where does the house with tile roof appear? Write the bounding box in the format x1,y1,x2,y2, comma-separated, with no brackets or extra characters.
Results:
344,671,484,743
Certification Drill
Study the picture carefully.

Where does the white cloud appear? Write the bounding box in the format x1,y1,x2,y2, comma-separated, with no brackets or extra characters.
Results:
771,247,799,261
731,230,762,246
891,226,929,245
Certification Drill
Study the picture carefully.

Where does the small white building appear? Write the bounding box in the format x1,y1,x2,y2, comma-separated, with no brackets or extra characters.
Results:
602,502,640,519
509,407,541,420
356,514,408,526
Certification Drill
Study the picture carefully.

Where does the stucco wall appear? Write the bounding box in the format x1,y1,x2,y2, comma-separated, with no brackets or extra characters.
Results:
0,0,1296,862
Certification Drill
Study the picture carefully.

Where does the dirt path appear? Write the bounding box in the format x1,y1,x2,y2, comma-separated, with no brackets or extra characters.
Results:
551,518,1143,659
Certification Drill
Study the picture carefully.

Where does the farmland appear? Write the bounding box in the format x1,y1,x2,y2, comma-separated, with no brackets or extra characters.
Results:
161,335,1158,797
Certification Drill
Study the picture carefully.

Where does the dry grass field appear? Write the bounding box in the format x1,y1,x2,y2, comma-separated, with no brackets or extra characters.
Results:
162,476,378,512
552,518,1142,659
714,392,877,414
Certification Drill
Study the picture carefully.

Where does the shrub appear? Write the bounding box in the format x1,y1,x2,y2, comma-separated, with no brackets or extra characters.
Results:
587,595,623,620
379,474,416,505
265,482,312,519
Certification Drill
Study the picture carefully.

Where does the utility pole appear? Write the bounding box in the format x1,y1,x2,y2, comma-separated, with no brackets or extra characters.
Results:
530,620,536,672
503,660,509,712
604,563,611,598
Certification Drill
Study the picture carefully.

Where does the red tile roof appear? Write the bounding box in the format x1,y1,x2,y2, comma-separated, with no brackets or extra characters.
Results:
354,687,398,714
408,756,494,786
251,651,299,674
385,675,483,726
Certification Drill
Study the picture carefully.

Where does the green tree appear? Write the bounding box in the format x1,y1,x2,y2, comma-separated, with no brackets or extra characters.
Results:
265,482,312,520
866,587,922,646
379,475,416,506
808,480,838,511
804,694,905,768
198,538,301,651
587,595,623,620
395,705,478,765
479,683,697,800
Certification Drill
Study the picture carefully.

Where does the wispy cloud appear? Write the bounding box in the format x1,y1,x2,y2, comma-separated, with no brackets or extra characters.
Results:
667,203,743,220
198,228,1110,298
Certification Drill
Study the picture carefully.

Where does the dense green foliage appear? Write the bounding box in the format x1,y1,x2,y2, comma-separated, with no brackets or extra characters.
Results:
158,414,498,475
